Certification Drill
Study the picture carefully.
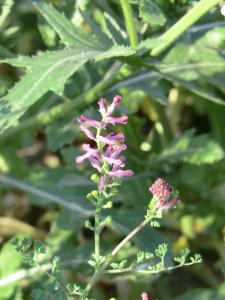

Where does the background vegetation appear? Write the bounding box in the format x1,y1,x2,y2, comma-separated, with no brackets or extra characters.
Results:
0,0,225,299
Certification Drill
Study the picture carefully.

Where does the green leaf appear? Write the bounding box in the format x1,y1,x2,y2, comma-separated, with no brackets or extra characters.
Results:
159,130,224,165
79,10,112,47
0,172,93,216
139,0,166,27
182,135,224,165
104,12,127,45
0,44,135,134
46,116,78,151
33,1,101,49
0,49,90,133
0,239,22,299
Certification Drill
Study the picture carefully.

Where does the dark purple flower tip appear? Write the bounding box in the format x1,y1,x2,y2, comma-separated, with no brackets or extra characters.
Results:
113,95,122,104
141,292,149,300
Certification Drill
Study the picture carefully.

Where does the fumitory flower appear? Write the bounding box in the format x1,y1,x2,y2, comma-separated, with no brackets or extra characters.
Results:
149,178,178,211
76,95,133,191
141,292,149,300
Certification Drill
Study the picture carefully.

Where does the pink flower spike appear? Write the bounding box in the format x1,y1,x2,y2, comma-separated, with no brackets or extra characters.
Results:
141,292,149,300
78,114,101,127
107,95,122,116
99,176,105,191
79,124,95,140
98,97,107,117
106,115,128,125
109,169,133,178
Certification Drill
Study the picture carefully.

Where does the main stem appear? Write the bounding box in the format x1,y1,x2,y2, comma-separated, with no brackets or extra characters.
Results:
94,194,103,259
151,0,220,56
120,0,138,48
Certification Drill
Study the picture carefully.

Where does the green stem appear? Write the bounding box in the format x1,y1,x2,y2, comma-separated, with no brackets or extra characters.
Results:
151,0,220,56
152,101,173,144
84,216,151,296
120,0,138,48
94,194,104,259
104,260,202,274
107,218,149,259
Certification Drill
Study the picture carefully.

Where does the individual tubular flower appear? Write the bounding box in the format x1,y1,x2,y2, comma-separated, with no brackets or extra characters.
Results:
76,95,133,190
149,178,178,210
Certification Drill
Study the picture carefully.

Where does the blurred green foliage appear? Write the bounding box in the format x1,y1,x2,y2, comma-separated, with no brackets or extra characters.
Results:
0,0,225,299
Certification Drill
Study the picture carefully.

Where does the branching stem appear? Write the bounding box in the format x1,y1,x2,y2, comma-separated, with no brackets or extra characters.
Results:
84,216,152,297
151,0,221,56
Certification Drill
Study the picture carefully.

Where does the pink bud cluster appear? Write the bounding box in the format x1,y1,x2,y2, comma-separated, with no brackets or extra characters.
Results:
76,95,133,190
149,178,178,210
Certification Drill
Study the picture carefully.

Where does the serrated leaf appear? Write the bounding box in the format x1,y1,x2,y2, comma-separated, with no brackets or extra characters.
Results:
0,44,136,133
0,49,91,133
95,45,135,62
33,1,101,49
